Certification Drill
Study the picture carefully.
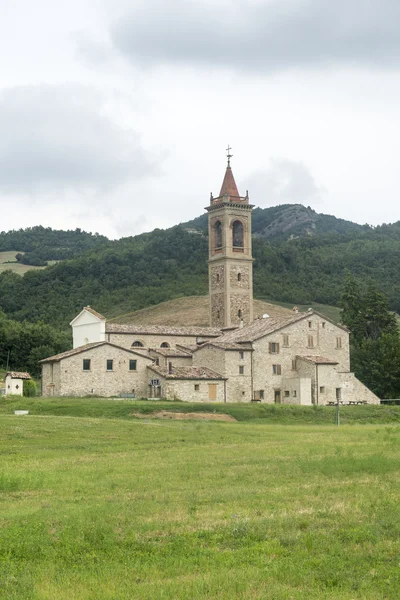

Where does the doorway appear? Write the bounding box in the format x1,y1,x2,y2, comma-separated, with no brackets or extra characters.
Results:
274,389,281,404
208,384,217,401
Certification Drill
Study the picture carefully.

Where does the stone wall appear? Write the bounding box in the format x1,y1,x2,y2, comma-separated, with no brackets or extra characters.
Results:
210,265,225,289
43,344,152,397
252,313,352,404
108,332,213,350
229,265,250,289
193,345,253,403
210,293,225,328
229,293,251,326
42,362,61,396
163,378,226,402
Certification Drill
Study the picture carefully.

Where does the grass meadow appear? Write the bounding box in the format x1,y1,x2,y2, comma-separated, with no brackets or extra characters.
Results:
1,399,400,599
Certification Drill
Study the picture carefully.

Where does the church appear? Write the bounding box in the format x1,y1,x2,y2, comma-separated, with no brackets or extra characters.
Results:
40,155,379,405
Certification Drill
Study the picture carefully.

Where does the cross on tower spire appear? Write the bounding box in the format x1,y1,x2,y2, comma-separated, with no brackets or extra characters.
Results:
226,145,233,167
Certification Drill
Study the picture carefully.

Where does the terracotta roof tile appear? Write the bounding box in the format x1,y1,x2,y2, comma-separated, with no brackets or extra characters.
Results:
296,355,339,365
215,310,347,344
106,323,221,337
149,348,193,358
84,306,106,320
216,312,308,343
195,341,253,352
148,365,226,380
39,342,153,363
6,372,31,380
219,166,240,198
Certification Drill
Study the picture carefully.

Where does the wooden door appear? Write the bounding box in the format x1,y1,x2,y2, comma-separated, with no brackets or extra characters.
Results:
274,389,281,404
208,384,217,401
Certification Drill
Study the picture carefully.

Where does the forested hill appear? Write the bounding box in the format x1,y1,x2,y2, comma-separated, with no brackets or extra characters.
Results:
182,204,368,240
0,226,108,266
1,206,400,329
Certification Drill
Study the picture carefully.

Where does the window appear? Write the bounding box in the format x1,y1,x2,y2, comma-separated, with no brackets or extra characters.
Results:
308,321,312,328
284,390,290,397
239,366,245,375
272,364,281,375
216,273,220,282
320,386,325,394
293,390,297,397
217,310,220,319
291,359,297,371
307,335,314,348
259,390,264,400
237,272,241,282
83,359,91,371
269,342,280,354
232,220,244,248
129,360,137,371
215,220,222,249
160,342,170,348
336,337,342,349
322,322,326,329
194,384,200,391
106,359,113,371
239,351,244,360
155,358,160,366
132,341,144,347
283,334,289,347
238,309,242,319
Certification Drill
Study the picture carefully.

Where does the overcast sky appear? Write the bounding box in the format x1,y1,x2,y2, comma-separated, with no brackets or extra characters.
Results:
1,0,400,238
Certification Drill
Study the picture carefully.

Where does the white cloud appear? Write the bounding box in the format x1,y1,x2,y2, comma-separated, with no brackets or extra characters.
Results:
0,84,156,194
110,0,400,72
244,158,327,208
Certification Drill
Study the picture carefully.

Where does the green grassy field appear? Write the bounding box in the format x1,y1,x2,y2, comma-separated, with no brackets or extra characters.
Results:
1,401,400,599
0,251,45,275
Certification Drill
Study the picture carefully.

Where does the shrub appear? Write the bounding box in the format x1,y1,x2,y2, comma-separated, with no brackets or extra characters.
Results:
23,379,37,397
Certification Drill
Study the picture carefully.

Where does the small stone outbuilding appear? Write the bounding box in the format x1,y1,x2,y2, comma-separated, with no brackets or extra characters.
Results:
5,372,31,396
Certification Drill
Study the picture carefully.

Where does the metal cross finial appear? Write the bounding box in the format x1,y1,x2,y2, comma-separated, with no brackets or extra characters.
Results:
226,145,233,166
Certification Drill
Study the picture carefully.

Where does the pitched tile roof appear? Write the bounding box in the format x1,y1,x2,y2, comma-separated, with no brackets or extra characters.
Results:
39,342,153,363
216,311,309,343
149,348,193,358
296,355,339,365
148,365,226,380
106,323,221,337
84,306,106,320
194,341,253,352
6,372,31,380
214,309,348,344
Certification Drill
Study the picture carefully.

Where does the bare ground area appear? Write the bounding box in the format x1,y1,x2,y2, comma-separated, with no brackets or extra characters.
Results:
131,410,237,422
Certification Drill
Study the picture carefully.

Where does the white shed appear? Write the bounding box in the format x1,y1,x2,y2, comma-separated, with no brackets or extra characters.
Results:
5,372,31,396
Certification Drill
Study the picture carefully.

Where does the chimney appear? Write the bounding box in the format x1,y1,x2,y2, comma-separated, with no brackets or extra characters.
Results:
168,362,173,374
292,306,299,313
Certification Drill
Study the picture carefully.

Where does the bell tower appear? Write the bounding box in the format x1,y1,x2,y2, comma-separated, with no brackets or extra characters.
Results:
206,148,254,329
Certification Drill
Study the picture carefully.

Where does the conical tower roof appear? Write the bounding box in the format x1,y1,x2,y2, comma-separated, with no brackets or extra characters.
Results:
219,165,240,198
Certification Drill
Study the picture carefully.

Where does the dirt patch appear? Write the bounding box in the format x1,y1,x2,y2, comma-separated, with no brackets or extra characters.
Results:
131,410,237,422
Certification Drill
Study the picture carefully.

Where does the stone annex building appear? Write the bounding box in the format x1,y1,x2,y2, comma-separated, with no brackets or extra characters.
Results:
41,157,379,405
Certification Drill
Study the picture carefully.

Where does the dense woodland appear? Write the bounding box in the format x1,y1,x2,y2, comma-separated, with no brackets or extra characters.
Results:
1,204,400,392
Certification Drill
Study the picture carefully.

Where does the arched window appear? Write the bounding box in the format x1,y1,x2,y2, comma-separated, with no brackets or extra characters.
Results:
232,220,244,248
237,272,241,282
160,342,170,348
132,340,144,347
238,309,243,319
215,221,222,249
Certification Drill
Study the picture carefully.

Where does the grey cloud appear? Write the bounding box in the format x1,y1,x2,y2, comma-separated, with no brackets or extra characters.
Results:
0,85,155,193
243,158,326,207
110,0,400,71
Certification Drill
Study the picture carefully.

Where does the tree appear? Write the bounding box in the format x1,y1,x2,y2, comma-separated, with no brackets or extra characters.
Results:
340,277,400,399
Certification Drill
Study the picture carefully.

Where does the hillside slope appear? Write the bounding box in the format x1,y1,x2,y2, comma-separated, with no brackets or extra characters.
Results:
182,204,366,240
109,296,293,327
